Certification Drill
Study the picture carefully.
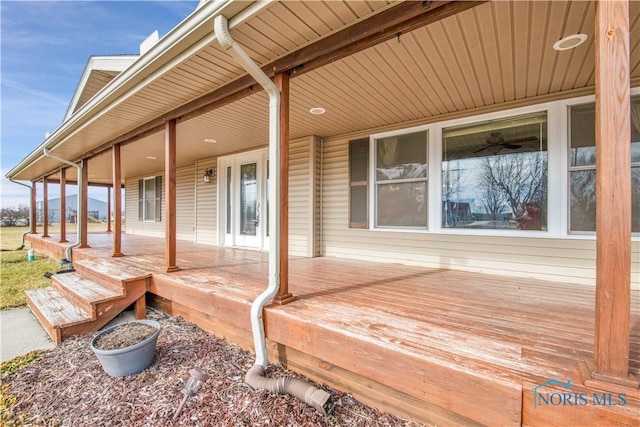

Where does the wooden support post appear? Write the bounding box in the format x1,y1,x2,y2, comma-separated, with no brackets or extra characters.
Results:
42,177,49,237
581,0,638,391
273,72,295,305
79,159,90,248
134,294,147,319
59,168,67,243
165,120,180,272
106,187,112,233
112,144,124,257
30,182,37,234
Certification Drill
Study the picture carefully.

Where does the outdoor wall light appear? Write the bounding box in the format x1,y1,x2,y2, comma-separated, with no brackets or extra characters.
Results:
172,367,209,421
203,168,215,183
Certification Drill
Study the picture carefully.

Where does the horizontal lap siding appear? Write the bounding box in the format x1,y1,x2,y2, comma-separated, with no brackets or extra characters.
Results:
195,159,217,245
176,165,195,241
125,174,165,237
289,137,313,257
321,137,640,288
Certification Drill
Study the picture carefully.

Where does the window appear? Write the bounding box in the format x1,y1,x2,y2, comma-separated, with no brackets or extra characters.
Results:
138,176,162,222
569,96,640,233
375,130,428,227
442,111,548,230
349,138,368,228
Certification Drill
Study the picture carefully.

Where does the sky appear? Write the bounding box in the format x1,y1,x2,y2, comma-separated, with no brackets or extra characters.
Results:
0,0,198,209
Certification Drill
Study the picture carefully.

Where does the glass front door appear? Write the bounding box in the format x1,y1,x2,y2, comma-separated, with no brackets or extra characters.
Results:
220,149,268,249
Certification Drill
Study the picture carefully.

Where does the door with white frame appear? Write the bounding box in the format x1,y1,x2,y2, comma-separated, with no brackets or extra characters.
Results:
219,148,269,250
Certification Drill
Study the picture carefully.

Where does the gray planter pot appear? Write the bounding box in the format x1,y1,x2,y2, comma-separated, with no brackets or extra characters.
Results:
90,319,161,377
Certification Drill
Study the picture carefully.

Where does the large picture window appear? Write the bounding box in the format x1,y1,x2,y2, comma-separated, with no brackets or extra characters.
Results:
569,96,640,233
375,130,428,228
442,112,548,231
138,176,162,222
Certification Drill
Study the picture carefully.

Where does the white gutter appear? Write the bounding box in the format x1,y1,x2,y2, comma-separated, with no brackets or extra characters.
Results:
7,0,271,182
8,178,34,249
214,14,332,416
43,149,82,263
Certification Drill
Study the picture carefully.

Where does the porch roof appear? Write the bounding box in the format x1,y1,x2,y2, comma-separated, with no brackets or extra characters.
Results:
7,1,640,185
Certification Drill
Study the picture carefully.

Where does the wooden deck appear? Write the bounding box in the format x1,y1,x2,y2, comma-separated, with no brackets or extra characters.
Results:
26,232,640,426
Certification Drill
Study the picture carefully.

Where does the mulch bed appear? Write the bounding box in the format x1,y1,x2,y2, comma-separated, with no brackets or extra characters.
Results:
2,311,426,426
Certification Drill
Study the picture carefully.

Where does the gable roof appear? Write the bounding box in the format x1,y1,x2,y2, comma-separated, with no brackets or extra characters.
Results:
64,55,139,121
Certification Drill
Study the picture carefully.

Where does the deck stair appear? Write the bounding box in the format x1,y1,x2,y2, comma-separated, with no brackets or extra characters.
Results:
26,259,151,345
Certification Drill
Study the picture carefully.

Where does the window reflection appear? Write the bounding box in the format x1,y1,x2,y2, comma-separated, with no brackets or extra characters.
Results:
442,112,548,230
375,131,428,228
569,97,640,233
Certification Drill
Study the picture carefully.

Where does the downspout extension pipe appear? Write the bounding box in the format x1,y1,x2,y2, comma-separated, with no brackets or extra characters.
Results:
214,14,332,416
245,365,333,416
8,178,35,249
43,148,82,263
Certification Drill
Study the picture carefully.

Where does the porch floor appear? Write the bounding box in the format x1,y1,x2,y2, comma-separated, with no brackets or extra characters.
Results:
26,232,640,426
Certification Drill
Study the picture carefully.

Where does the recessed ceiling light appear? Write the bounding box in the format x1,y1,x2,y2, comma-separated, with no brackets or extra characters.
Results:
146,156,157,160
309,107,326,115
553,34,588,51
204,138,217,143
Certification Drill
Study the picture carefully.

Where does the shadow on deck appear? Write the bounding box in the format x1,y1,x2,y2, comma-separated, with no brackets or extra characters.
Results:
26,232,640,426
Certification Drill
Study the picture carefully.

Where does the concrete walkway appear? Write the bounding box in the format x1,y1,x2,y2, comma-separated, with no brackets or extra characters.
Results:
0,307,139,363
0,307,55,362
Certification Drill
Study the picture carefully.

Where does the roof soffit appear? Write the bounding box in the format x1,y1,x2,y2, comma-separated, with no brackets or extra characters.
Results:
6,0,252,182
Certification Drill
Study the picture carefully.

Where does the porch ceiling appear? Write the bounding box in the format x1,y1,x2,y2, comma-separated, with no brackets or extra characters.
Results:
17,0,640,184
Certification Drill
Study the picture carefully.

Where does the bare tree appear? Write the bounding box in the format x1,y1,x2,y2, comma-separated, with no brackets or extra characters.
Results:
1,205,29,226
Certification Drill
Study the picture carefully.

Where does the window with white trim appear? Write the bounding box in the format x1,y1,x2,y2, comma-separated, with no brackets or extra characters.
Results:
569,96,640,233
442,111,548,231
348,131,428,229
374,130,428,228
138,176,162,222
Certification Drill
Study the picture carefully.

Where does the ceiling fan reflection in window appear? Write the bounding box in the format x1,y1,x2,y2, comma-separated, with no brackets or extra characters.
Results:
473,132,539,154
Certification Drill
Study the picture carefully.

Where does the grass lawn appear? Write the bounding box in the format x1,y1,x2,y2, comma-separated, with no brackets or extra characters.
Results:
0,227,59,309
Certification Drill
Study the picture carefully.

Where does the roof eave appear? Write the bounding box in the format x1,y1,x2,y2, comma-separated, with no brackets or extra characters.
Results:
6,0,257,182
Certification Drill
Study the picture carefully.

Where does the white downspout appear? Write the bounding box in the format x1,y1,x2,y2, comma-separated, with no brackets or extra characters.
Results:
214,15,332,416
215,14,280,369
8,178,34,250
43,149,83,263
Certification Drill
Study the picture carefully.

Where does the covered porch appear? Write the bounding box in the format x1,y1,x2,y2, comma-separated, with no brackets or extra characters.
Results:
25,231,640,426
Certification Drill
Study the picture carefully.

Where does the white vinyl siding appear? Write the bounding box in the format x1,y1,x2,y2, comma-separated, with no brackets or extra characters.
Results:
195,158,218,245
321,93,640,289
176,165,195,241
125,174,165,237
289,136,315,257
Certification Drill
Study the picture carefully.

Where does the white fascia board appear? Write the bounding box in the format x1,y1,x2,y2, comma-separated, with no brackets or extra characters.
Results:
6,0,266,182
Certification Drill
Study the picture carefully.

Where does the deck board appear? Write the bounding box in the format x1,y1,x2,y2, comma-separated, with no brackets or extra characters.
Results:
26,232,640,426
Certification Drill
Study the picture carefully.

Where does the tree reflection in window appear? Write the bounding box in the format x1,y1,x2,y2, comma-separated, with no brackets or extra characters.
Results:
569,97,640,233
442,111,548,230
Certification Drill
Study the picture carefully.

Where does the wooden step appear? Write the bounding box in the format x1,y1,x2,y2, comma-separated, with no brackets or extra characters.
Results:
73,258,150,292
27,259,151,345
26,288,92,344
50,272,122,316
